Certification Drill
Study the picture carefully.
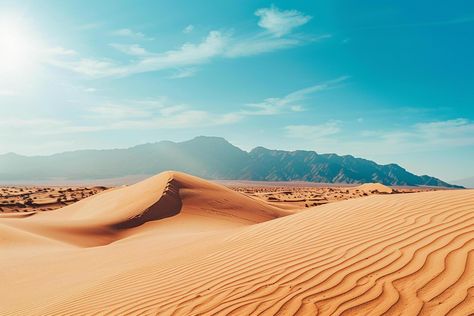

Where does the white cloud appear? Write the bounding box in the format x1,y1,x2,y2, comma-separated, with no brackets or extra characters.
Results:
45,6,326,78
224,35,299,58
382,118,474,149
15,98,242,135
183,24,194,34
225,33,330,58
291,105,304,112
244,97,294,116
255,6,312,37
280,118,474,160
329,118,474,156
112,28,153,40
243,76,349,115
133,31,227,70
110,43,151,56
0,89,17,96
79,79,347,131
331,118,474,159
0,118,64,129
48,58,123,77
87,103,157,120
0,105,240,137
0,117,91,135
44,46,78,56
77,22,103,31
285,121,341,140
169,67,198,79
48,31,228,78
82,101,242,130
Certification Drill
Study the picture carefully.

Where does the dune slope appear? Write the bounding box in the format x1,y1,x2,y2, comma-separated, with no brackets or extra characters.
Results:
0,173,473,315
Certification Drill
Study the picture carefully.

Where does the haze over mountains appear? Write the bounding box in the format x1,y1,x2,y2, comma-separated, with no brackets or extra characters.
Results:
0,136,461,188
452,177,474,188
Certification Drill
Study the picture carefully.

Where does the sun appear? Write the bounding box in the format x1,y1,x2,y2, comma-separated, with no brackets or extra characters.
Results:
0,14,38,74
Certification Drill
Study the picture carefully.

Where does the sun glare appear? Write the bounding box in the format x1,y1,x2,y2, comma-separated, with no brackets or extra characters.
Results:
0,14,37,74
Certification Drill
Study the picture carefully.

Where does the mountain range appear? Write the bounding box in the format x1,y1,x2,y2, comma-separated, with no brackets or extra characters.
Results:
0,136,462,188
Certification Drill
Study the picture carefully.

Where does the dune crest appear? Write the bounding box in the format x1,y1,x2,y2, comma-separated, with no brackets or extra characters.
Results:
1,172,473,315
355,182,393,194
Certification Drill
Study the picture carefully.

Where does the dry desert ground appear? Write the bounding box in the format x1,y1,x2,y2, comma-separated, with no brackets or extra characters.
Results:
0,186,107,213
0,171,473,315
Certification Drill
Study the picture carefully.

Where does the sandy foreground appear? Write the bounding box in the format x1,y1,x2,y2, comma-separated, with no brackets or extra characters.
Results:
0,171,473,315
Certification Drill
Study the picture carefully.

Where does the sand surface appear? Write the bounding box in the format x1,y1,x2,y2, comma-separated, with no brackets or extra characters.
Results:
0,171,472,315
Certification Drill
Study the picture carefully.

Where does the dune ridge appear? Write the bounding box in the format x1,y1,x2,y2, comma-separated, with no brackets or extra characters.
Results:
0,172,472,315
112,175,182,229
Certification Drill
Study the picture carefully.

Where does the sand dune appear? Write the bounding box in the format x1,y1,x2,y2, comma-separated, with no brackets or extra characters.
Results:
354,182,393,194
0,172,472,315
0,171,287,247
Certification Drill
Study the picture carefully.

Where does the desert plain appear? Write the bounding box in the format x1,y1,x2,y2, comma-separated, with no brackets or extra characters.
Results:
0,171,473,315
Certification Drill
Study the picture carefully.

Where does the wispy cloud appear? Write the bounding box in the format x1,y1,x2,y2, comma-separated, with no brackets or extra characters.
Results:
112,28,154,40
380,118,474,149
285,118,474,156
1,76,344,135
43,46,78,56
242,76,349,115
255,6,312,37
183,24,194,34
0,117,75,133
344,118,474,157
47,58,121,77
109,43,151,56
129,30,227,69
86,103,157,120
76,22,103,31
224,33,329,58
0,89,17,96
285,121,342,140
83,100,242,129
48,31,228,77
46,6,327,78
169,67,198,79
0,98,242,136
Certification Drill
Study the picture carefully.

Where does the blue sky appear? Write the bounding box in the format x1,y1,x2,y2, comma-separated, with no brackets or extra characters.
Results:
0,0,473,181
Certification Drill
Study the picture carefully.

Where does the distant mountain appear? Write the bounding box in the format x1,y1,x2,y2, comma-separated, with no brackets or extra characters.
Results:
0,136,462,188
451,177,474,188
242,147,461,188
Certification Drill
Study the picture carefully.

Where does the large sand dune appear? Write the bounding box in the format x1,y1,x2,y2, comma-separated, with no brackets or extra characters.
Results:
0,171,473,315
